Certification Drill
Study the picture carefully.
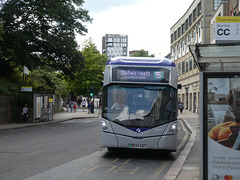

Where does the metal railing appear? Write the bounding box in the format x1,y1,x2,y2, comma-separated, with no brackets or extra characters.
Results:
41,108,53,121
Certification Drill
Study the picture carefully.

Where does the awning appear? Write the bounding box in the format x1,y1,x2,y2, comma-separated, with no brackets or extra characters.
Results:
189,43,240,72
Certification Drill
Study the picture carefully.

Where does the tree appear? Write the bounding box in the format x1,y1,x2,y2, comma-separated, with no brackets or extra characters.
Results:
0,24,3,41
0,24,19,78
0,0,92,79
130,49,155,57
68,38,108,97
30,68,68,98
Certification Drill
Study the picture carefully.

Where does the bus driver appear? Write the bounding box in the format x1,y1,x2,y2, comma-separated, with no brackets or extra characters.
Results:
110,88,129,121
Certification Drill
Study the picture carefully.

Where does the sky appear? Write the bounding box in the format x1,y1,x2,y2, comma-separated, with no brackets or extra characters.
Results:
76,0,194,57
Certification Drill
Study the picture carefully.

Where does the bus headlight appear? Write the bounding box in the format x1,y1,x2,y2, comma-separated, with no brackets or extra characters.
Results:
168,123,177,134
101,120,108,131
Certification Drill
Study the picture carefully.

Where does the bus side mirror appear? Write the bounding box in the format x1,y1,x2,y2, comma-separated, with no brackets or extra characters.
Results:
100,81,103,87
178,84,182,89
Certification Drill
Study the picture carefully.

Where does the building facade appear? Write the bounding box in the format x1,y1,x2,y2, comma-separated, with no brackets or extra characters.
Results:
102,34,128,59
170,0,228,113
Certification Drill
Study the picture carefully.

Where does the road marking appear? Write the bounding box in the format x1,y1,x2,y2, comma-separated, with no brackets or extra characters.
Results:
122,159,132,164
87,158,139,175
87,164,117,173
177,120,189,151
111,158,120,163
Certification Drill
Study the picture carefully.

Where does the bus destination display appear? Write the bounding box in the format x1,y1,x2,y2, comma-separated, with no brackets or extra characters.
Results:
112,67,169,83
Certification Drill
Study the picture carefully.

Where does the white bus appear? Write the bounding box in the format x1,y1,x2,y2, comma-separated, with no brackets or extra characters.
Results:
101,57,179,151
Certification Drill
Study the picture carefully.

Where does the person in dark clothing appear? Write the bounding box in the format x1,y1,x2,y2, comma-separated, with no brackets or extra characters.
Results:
178,102,184,114
22,104,28,123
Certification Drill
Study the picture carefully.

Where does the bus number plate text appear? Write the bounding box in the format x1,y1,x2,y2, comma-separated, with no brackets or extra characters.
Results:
129,144,147,149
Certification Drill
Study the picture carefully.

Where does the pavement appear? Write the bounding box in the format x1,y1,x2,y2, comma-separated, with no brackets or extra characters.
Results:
0,107,101,131
0,108,200,180
164,110,200,180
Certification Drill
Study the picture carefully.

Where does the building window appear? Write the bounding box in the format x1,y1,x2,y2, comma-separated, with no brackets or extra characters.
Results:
189,57,193,71
198,24,202,43
198,2,202,15
186,36,189,53
122,43,127,47
193,8,197,21
175,46,177,60
171,47,174,60
190,33,192,45
107,43,113,47
172,46,176,61
182,23,185,34
121,38,127,42
178,43,181,58
189,14,192,26
214,0,222,10
107,38,113,42
193,28,197,44
186,59,189,73
182,40,185,56
174,31,177,40
182,61,185,74
171,34,174,43
178,27,181,37
178,63,181,75
193,58,197,69
185,19,189,31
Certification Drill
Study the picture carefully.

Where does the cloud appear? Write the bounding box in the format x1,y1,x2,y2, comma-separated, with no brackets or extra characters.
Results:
83,0,144,14
78,0,194,57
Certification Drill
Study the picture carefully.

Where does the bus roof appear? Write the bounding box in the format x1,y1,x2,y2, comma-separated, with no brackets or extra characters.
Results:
106,57,175,67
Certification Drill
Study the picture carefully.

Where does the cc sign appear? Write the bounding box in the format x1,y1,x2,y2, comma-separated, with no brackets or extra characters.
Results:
215,16,240,42
217,28,230,36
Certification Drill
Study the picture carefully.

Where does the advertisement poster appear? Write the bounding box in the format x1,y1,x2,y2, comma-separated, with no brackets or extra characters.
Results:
207,77,240,180
36,97,41,118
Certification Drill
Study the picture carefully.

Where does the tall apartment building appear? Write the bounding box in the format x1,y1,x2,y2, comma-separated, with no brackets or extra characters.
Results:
102,34,128,59
170,0,227,113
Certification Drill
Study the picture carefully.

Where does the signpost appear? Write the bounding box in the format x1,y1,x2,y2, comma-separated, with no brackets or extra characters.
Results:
215,16,240,43
21,86,32,92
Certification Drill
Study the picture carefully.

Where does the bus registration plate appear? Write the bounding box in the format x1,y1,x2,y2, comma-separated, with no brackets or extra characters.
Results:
129,144,147,149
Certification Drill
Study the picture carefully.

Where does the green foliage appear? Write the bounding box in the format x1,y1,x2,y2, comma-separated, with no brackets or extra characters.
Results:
130,49,155,57
0,0,92,78
0,25,3,41
30,68,68,98
0,77,32,106
0,59,21,78
0,78,21,95
68,38,108,96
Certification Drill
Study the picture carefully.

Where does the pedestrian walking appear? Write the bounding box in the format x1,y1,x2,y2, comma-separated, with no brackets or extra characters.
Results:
73,101,77,113
82,99,86,112
88,101,92,114
91,100,94,113
179,102,184,114
70,100,73,113
22,104,28,123
66,103,69,112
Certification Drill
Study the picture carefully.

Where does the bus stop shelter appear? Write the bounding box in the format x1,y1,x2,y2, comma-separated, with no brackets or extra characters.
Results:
190,43,240,180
